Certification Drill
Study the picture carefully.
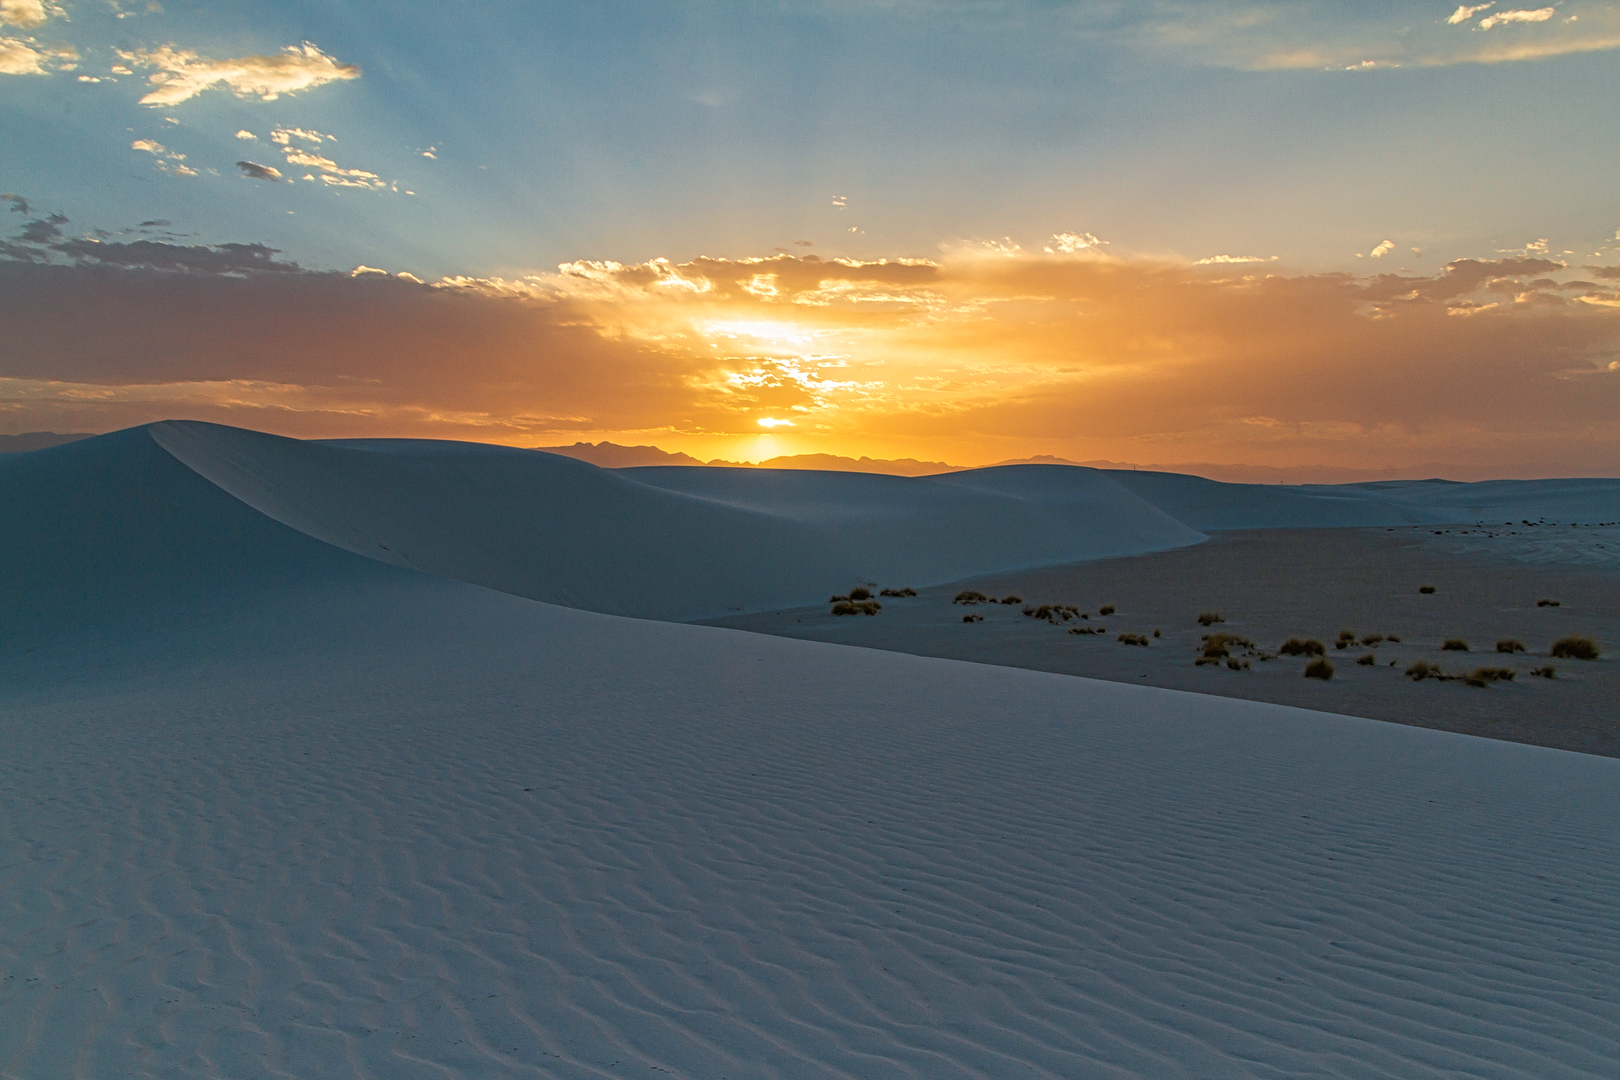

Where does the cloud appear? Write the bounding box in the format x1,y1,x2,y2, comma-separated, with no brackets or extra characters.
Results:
130,138,168,155
1369,240,1395,258
117,42,360,106
235,129,256,140
1447,3,1495,24
1045,232,1109,255
1194,254,1278,265
236,160,284,182
0,34,76,74
1,192,28,215
1477,7,1556,29
270,127,332,145
0,1,58,30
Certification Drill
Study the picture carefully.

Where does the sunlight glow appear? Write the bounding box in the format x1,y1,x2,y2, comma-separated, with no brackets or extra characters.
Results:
757,417,794,428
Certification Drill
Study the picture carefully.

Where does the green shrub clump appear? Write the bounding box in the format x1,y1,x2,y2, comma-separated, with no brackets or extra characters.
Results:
1550,636,1600,660
1279,638,1326,657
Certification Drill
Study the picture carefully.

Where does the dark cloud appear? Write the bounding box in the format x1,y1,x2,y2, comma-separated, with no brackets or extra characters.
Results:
137,219,172,228
1362,257,1566,303
235,160,285,183
1586,266,1620,281
1,194,29,216
48,239,302,274
17,213,68,245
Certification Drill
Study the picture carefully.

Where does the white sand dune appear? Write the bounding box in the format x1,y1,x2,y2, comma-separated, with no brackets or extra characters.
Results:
151,421,1204,622
4,425,1619,1078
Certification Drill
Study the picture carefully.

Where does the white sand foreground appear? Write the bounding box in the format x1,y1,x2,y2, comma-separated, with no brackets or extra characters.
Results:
2,426,1618,1078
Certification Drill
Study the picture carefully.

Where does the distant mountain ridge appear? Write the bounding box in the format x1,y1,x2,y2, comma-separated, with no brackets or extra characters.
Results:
532,441,1522,484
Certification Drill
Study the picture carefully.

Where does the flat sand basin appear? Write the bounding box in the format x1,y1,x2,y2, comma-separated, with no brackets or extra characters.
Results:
702,526,1620,757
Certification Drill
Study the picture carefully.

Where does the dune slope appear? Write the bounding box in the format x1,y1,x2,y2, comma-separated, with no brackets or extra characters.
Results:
151,421,1205,620
2,424,1618,1079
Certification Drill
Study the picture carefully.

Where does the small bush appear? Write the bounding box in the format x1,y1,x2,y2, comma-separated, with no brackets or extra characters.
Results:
1441,639,1469,651
953,590,990,605
1470,667,1515,682
1385,633,1401,643
962,613,983,623
1197,611,1224,626
1118,633,1150,647
1360,634,1384,646
1419,585,1436,594
1279,638,1326,657
1550,636,1600,660
832,600,882,616
829,594,848,602
847,586,873,601
1226,658,1250,671
1069,625,1101,635
1337,629,1356,642
879,586,917,598
1000,595,1022,604
1406,661,1436,681
1536,598,1561,607
1530,665,1557,678
1495,639,1525,654
1304,657,1334,680
1153,628,1161,638
1356,653,1377,666
1098,604,1116,616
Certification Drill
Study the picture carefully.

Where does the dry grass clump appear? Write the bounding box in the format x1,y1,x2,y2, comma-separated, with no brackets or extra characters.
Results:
1406,660,1437,681
1550,636,1600,660
1279,638,1326,657
1356,653,1377,666
1419,585,1436,594
1335,629,1357,649
1068,625,1104,635
999,595,1022,604
1118,633,1150,647
1304,657,1334,680
1537,598,1562,607
1360,634,1384,647
1385,633,1401,642
953,590,991,605
832,600,882,616
1026,603,1084,623
1196,633,1256,667
1441,638,1469,651
1467,666,1516,684
1530,665,1557,678
847,586,873,601
1098,604,1116,616
962,613,984,623
1226,658,1250,671
1495,638,1526,654
879,586,917,598
1197,611,1224,626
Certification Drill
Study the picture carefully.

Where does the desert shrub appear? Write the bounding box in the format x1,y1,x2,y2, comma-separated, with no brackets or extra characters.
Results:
1226,658,1250,671
1359,634,1384,646
847,586,873,601
1337,629,1356,642
1153,628,1161,638
1279,638,1326,657
1099,605,1116,616
954,590,990,605
1419,585,1436,594
1068,626,1100,635
1537,598,1562,607
879,587,917,598
1000,595,1022,604
1197,611,1224,626
1496,639,1526,654
1531,665,1557,678
1385,633,1402,643
1441,639,1469,651
1406,661,1436,681
1202,640,1230,659
1470,667,1515,682
962,613,983,623
1118,633,1150,646
1356,653,1377,666
829,594,848,602
1550,636,1600,660
1304,657,1334,680
832,600,881,616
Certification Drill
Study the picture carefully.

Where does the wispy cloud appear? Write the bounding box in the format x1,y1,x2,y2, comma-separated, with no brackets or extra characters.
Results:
1476,7,1556,29
130,137,197,176
0,34,75,74
117,41,359,106
1448,4,1496,25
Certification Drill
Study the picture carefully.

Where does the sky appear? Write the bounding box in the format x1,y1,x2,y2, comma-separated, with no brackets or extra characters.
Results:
4,0,1620,475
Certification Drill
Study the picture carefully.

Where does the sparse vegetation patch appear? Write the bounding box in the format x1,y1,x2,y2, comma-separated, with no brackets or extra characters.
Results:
847,586,873,601
1000,595,1022,604
1118,633,1150,647
832,600,881,616
1098,605,1116,616
1550,636,1600,660
1441,639,1469,651
953,590,991,605
1279,638,1326,657
1360,634,1384,647
962,613,984,623
1356,653,1376,666
1197,611,1224,626
879,587,917,598
1496,639,1526,654
1531,665,1557,678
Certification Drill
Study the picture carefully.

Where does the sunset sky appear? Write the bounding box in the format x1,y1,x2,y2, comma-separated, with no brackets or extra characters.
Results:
5,1,1620,475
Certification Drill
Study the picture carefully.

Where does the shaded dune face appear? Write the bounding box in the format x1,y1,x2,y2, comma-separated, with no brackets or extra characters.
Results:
149,420,1206,620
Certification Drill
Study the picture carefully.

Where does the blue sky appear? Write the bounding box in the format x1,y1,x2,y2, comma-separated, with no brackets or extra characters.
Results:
6,1,1620,278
